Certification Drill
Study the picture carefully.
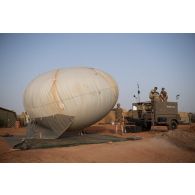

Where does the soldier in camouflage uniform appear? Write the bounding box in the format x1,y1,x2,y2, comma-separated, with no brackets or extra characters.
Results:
149,87,160,124
113,103,124,134
159,88,168,102
149,87,160,102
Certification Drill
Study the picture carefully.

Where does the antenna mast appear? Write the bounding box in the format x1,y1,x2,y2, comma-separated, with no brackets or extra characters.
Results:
137,83,140,103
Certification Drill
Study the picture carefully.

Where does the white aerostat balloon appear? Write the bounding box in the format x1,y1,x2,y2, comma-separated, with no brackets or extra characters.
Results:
23,67,119,138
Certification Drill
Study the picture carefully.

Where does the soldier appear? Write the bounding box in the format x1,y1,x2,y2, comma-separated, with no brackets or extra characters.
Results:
159,88,168,102
113,103,124,135
24,112,30,125
149,87,160,102
149,87,160,120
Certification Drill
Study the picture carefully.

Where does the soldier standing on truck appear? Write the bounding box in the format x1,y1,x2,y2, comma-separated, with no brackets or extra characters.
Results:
149,87,160,125
113,103,124,135
149,87,160,102
159,88,168,102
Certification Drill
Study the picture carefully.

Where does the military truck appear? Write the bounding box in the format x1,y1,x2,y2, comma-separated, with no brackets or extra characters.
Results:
125,101,181,132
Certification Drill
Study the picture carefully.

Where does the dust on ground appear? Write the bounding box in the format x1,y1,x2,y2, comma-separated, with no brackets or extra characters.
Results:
0,124,195,163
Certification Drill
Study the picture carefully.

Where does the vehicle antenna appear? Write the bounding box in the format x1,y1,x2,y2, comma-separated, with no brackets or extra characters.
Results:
137,83,140,103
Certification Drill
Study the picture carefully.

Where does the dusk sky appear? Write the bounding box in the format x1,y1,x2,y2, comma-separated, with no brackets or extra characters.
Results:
0,33,195,114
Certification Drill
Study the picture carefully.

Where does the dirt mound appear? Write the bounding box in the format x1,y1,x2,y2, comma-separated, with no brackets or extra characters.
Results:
161,129,195,151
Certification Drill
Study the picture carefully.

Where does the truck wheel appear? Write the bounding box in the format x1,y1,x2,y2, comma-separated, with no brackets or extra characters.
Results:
143,122,151,131
168,120,177,130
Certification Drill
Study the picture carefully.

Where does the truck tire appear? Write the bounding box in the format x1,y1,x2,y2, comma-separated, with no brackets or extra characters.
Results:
168,120,177,130
143,122,152,131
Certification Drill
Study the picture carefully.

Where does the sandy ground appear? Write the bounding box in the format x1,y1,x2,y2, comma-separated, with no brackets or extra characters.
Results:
0,124,195,163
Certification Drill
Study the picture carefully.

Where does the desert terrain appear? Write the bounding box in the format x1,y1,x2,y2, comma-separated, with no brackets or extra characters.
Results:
0,124,195,163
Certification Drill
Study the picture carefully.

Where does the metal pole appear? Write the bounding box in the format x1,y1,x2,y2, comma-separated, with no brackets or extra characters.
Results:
137,83,140,103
